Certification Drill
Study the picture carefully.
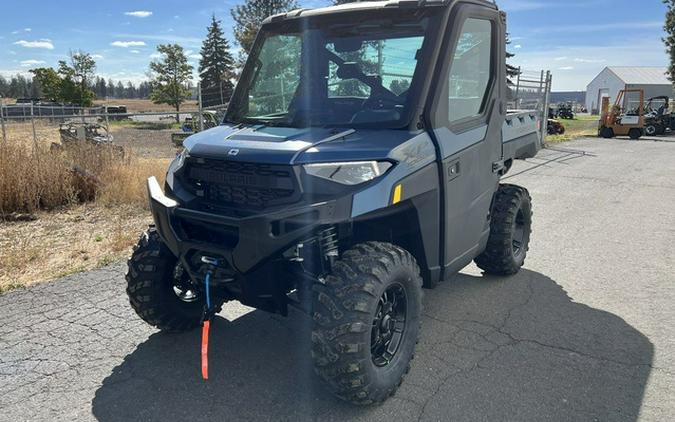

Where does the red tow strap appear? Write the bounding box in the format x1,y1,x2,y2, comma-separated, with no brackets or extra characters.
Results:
201,320,210,380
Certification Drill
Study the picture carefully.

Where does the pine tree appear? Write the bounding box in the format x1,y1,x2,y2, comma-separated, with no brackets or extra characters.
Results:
116,81,124,98
107,79,116,98
505,33,520,86
231,0,299,57
664,0,675,85
199,14,236,107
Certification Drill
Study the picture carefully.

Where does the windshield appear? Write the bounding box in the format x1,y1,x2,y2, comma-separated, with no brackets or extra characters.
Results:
225,11,439,129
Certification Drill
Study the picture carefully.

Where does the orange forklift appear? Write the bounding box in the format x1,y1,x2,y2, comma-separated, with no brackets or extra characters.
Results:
599,89,645,140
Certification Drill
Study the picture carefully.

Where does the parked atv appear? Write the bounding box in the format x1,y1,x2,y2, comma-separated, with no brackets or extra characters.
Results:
547,119,565,135
557,104,574,119
171,111,221,147
127,0,546,405
644,96,671,136
54,122,124,158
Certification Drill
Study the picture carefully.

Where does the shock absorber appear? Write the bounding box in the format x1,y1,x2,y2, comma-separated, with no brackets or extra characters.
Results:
318,226,339,268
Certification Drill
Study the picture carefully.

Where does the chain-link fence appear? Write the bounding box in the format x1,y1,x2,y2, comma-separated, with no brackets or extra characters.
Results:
509,68,552,113
0,83,229,160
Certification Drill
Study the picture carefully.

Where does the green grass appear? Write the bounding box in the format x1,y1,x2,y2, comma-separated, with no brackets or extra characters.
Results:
547,114,599,144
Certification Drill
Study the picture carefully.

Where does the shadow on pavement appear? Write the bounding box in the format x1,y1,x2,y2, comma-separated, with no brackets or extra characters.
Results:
92,269,653,421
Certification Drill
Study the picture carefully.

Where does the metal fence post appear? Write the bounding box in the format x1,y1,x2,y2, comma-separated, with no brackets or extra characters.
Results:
541,71,552,146
197,82,204,132
30,101,38,148
515,67,521,108
0,98,6,143
104,102,110,133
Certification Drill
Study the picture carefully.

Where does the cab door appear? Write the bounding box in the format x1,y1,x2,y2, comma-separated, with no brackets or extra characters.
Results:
427,5,505,274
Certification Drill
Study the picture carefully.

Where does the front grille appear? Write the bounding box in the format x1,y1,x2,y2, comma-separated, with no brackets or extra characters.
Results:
182,158,299,209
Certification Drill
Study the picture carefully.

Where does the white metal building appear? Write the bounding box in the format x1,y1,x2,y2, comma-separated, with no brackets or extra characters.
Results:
585,67,672,114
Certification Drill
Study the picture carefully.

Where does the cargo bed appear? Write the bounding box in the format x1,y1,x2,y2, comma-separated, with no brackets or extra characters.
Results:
502,110,543,160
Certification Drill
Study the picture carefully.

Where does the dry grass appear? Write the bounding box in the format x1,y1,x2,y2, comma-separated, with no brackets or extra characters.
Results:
0,125,170,292
0,204,156,292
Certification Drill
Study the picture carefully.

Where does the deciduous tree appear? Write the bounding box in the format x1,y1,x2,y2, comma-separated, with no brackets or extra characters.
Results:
664,0,675,85
149,44,194,121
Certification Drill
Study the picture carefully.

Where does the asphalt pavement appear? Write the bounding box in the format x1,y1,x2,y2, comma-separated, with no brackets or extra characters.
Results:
1,137,673,421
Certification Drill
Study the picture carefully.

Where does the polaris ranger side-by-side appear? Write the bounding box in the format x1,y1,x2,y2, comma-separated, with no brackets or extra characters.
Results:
127,0,547,405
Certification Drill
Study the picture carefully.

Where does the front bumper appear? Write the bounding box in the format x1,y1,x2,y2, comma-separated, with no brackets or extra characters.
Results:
147,177,352,274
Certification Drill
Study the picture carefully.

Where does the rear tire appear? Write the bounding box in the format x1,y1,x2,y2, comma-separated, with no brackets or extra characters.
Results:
126,227,206,332
475,184,532,276
600,127,614,138
311,242,422,405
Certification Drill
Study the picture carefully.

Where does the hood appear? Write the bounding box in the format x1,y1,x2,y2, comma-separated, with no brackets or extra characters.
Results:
183,124,417,165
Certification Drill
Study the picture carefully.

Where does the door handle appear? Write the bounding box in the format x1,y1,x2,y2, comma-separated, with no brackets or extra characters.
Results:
447,160,460,182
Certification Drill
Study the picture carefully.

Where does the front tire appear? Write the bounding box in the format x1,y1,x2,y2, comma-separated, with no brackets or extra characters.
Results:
475,184,532,276
311,242,422,405
126,227,205,332
628,128,642,140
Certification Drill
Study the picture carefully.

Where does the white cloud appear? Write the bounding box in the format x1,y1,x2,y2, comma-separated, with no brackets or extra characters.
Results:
0,69,33,79
111,40,146,48
14,39,54,49
11,30,19,34
130,49,141,54
91,54,104,59
124,11,152,18
554,56,568,61
510,38,667,91
98,71,149,85
573,58,606,64
149,52,162,59
115,33,201,46
20,59,45,67
558,66,575,71
24,28,31,32
514,44,522,49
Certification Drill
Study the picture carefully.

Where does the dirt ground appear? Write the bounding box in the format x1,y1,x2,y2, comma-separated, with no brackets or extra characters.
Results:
108,126,179,159
0,204,153,292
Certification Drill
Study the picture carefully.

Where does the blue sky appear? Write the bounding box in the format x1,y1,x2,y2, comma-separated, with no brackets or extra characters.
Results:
0,0,668,91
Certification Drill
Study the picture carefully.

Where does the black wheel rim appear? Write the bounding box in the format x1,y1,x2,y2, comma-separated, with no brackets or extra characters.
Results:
371,283,407,367
512,208,526,257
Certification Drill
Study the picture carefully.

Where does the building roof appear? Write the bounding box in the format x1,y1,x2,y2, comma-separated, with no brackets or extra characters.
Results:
607,67,670,85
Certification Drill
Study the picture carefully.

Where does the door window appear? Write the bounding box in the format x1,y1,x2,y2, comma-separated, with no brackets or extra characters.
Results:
447,18,493,122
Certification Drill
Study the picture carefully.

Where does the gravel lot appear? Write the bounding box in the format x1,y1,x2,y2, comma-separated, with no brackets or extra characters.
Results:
1,137,673,421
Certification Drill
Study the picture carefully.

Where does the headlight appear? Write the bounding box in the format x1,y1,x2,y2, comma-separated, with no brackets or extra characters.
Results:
166,149,188,189
303,161,393,185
